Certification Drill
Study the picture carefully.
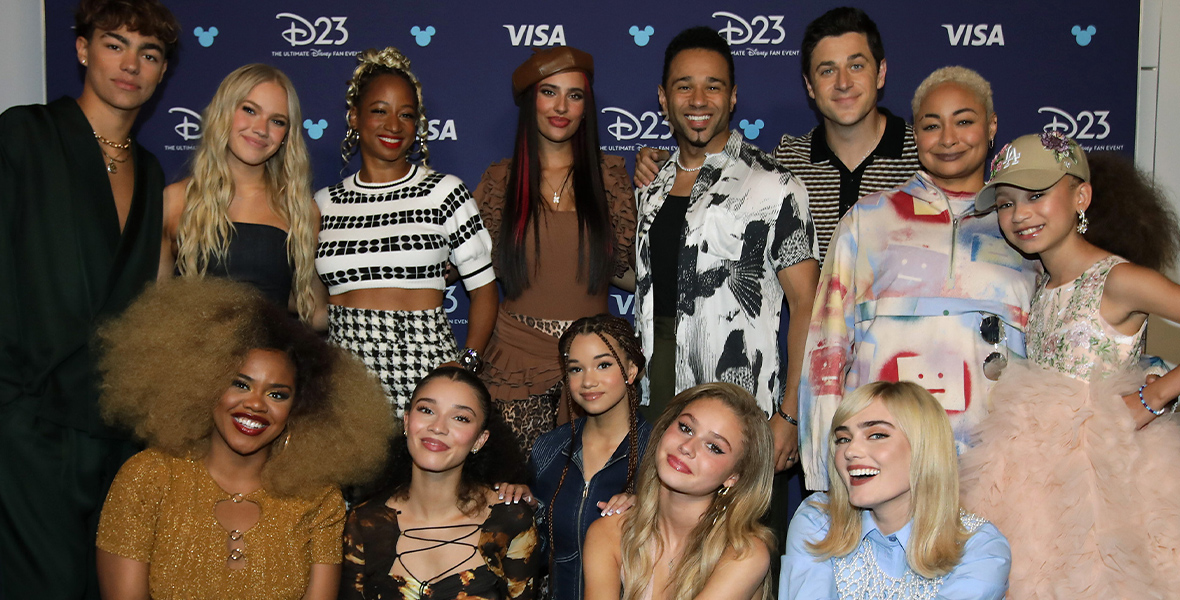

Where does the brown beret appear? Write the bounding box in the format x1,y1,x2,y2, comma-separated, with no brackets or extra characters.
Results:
511,46,595,104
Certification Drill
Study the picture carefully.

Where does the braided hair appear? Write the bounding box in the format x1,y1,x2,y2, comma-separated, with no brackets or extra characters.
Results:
339,47,430,176
545,314,646,578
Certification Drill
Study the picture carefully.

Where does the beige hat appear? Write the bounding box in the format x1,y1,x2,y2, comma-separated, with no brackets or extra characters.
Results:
511,46,594,105
976,132,1089,212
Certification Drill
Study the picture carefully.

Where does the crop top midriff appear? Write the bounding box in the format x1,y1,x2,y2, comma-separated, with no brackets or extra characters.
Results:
315,166,496,295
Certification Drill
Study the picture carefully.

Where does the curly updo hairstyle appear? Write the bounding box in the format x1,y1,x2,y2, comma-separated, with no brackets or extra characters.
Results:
97,278,394,498
371,367,528,517
339,46,430,173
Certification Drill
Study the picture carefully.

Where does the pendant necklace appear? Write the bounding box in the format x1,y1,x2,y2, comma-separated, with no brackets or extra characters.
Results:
94,131,132,174
547,166,573,205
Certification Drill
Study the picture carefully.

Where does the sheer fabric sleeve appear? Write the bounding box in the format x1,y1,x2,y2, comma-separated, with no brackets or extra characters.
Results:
472,159,511,268
601,154,637,275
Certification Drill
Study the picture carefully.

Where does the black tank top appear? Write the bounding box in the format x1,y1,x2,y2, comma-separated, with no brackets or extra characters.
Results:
650,195,689,318
206,223,293,307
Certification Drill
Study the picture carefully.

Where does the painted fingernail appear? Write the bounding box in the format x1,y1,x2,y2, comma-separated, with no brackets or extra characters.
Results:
499,494,504,500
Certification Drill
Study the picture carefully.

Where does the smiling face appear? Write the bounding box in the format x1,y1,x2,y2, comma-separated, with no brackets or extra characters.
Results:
534,71,587,145
805,32,885,129
227,80,290,168
211,348,296,458
995,177,1090,256
658,48,736,154
656,397,744,496
833,400,912,523
350,73,418,176
404,378,490,475
914,82,997,192
564,333,637,417
76,26,168,112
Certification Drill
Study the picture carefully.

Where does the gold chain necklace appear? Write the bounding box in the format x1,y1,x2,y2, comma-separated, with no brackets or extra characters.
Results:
93,131,131,150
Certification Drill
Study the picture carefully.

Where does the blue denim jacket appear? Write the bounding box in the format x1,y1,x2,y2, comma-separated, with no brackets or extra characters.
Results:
530,415,652,600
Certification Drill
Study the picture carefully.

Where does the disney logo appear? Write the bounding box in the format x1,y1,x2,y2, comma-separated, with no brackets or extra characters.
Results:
601,107,672,142
275,13,348,47
168,107,202,141
1038,107,1110,140
711,12,786,46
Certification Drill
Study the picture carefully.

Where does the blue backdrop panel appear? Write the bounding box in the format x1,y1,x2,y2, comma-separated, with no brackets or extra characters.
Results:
45,1,1138,343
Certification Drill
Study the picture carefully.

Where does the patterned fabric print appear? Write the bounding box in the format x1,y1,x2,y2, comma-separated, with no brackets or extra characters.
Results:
797,172,1041,491
340,498,541,600
328,305,457,417
315,166,495,295
495,387,559,455
774,109,921,263
1027,255,1144,380
635,130,817,414
509,311,572,338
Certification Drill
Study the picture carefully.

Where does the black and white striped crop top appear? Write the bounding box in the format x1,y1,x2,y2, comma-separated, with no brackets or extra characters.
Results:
315,166,496,295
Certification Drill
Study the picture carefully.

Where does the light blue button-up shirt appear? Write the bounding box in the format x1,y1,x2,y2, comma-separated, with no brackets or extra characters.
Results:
779,493,1010,599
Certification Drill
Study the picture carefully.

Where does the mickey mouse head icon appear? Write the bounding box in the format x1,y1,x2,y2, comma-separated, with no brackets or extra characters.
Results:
303,119,328,140
629,25,655,47
193,26,218,48
411,26,436,47
1071,25,1096,46
739,119,764,140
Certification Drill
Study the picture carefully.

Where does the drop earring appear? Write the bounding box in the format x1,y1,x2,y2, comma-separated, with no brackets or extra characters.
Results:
1076,209,1089,234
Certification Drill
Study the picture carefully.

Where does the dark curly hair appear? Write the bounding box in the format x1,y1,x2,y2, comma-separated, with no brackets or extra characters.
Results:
97,278,393,498
74,0,181,59
1085,151,1179,272
371,367,528,517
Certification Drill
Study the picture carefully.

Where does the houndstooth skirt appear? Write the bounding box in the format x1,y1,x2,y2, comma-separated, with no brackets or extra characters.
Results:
328,305,458,416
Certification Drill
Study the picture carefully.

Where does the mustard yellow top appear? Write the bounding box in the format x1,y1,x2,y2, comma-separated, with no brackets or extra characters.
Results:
97,449,345,600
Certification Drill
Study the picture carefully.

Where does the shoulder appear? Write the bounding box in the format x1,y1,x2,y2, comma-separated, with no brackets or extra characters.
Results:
532,423,575,460
312,181,343,207
586,510,624,544
425,168,469,192
788,492,833,541
776,129,815,152
110,449,183,491
478,159,512,189
601,153,627,173
719,537,772,575
162,180,189,226
0,102,53,135
487,501,538,536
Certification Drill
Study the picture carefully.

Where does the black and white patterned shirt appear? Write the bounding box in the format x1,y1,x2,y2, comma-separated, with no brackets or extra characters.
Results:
774,109,920,263
315,165,495,294
635,131,817,414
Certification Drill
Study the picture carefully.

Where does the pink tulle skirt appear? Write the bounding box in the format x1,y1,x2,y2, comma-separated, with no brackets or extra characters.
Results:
960,361,1180,599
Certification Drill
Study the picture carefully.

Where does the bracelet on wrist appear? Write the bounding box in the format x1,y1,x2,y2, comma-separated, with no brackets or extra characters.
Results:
1139,384,1166,416
776,406,799,426
458,347,483,375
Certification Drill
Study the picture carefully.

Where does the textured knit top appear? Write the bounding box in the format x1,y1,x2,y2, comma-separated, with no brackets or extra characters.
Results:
315,165,495,295
96,449,345,600
1027,255,1144,380
774,109,921,263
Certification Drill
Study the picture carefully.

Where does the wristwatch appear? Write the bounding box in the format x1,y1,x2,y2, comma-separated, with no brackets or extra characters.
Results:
776,406,799,426
458,347,483,374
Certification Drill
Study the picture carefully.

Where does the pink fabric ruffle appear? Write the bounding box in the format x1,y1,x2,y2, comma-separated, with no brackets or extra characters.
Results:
960,361,1180,599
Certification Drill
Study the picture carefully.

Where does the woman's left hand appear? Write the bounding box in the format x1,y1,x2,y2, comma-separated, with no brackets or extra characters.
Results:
494,483,537,507
596,493,635,516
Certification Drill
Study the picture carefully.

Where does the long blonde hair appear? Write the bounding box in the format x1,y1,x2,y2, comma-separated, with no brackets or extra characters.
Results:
808,381,971,578
619,383,775,600
175,63,317,323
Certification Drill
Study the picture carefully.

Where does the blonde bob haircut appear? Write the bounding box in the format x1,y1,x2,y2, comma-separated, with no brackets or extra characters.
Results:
175,63,318,324
619,383,776,600
97,278,393,498
911,65,994,122
808,380,972,578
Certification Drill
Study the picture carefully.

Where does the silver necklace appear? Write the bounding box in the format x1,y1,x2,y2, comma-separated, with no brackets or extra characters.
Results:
546,166,573,204
675,151,722,173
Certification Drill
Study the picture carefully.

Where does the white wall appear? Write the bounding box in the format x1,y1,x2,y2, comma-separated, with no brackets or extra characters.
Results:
0,0,45,111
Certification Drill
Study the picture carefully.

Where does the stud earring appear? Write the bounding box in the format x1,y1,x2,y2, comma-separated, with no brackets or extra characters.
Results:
82,59,87,66
1076,209,1089,234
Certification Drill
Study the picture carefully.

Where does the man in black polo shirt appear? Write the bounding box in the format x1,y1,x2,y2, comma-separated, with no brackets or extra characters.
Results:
773,7,921,262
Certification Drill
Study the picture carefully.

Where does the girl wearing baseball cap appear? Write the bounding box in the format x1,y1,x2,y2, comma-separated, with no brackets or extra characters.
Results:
962,132,1180,597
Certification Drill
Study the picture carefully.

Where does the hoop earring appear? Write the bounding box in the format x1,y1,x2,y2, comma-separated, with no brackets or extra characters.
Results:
988,138,995,150
1076,209,1089,234
712,485,733,525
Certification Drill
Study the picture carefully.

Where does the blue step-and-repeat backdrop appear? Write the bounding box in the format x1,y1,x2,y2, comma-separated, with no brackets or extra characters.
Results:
46,0,1138,342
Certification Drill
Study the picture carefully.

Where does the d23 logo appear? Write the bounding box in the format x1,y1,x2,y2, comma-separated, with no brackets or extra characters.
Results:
169,107,202,141
1039,107,1111,140
711,12,785,45
276,13,348,47
503,24,566,47
601,107,671,142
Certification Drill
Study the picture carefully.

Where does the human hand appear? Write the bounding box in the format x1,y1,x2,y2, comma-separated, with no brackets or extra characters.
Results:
596,493,635,516
494,483,537,507
769,413,799,473
633,147,671,188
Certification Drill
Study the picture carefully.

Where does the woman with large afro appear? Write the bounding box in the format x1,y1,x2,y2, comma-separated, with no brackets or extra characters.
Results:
94,278,394,599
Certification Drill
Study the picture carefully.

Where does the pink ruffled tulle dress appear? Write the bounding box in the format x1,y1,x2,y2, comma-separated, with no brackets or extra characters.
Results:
960,255,1180,598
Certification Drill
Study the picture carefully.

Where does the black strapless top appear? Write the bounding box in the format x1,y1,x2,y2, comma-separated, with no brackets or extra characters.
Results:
206,222,293,307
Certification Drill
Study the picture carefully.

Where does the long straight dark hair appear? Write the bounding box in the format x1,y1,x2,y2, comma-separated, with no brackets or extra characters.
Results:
498,74,614,299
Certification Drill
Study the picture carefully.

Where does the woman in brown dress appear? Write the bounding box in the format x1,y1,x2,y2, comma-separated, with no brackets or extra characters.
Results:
473,46,636,453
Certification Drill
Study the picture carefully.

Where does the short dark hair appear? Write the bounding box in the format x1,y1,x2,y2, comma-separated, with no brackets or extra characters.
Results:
800,7,884,82
74,0,180,59
662,26,735,88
